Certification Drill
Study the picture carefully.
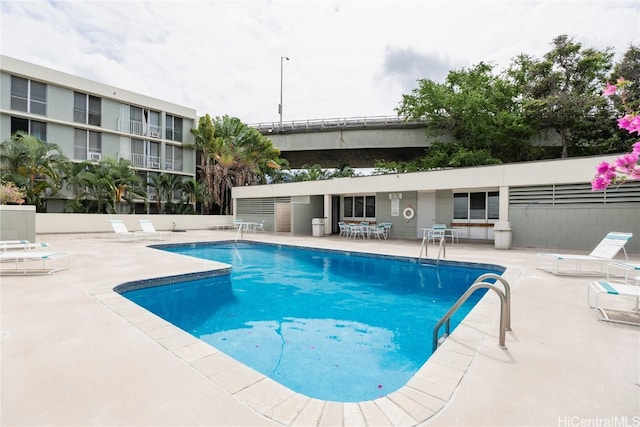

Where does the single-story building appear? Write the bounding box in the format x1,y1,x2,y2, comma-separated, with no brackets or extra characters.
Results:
232,154,640,253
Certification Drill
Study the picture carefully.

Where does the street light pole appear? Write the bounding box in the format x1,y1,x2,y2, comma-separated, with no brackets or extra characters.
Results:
279,56,289,129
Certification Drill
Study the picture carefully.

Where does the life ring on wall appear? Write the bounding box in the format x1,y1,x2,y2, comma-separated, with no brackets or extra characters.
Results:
402,207,415,220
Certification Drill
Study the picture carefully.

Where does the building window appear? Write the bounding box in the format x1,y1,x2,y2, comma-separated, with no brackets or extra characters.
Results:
74,129,102,161
11,117,47,142
74,92,101,126
453,191,499,221
165,145,183,171
166,114,183,142
343,195,375,220
147,110,161,137
11,76,47,115
130,106,143,135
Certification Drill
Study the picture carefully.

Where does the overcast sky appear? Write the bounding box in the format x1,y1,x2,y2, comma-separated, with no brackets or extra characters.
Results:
1,0,638,125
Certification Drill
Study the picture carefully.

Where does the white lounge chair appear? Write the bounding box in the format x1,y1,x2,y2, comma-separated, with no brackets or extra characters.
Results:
0,241,50,252
536,232,633,276
607,261,640,285
588,281,640,326
0,250,71,275
138,219,171,240
109,220,143,241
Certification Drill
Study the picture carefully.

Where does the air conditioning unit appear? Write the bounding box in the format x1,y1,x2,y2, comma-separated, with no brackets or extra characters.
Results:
150,131,160,138
89,152,101,161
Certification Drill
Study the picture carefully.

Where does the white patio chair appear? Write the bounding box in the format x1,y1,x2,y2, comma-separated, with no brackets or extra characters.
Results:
338,222,349,237
370,224,387,240
428,224,447,245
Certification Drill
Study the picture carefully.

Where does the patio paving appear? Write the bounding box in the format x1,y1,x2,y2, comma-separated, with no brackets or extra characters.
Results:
1,230,638,426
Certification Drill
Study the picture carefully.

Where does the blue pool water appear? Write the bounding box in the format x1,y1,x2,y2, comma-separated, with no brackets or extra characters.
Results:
120,242,504,402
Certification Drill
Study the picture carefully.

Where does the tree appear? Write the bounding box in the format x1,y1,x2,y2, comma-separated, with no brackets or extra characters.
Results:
293,164,332,181
373,142,502,174
610,45,640,112
189,114,217,214
516,35,615,158
84,158,144,214
149,172,184,214
0,132,66,212
180,177,207,214
207,115,283,214
60,160,93,212
397,62,536,163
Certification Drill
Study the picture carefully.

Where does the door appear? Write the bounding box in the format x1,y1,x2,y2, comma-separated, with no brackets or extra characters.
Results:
331,196,340,234
416,191,436,239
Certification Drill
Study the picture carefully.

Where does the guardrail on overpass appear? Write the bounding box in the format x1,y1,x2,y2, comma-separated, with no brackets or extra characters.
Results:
248,115,427,133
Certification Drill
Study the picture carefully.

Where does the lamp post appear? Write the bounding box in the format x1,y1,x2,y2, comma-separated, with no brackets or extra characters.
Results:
279,56,289,129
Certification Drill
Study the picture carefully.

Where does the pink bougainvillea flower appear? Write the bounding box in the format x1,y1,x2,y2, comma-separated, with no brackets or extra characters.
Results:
618,114,640,134
603,83,618,96
591,176,611,191
632,141,640,153
595,161,613,174
615,152,639,168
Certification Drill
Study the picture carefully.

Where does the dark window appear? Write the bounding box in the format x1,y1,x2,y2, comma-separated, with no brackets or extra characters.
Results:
487,191,499,219
453,193,468,220
344,196,353,217
11,76,47,115
74,92,86,123
10,76,28,111
10,116,28,134
365,196,375,217
29,80,47,115
88,95,101,126
10,117,46,141
470,192,486,220
354,196,364,217
74,129,102,160
343,195,376,219
453,191,499,221
166,115,183,141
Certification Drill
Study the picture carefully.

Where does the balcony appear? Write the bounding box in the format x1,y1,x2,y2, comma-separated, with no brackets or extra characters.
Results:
117,120,162,138
119,153,161,169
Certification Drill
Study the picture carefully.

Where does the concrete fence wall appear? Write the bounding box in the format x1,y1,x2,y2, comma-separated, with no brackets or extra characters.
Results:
34,213,234,234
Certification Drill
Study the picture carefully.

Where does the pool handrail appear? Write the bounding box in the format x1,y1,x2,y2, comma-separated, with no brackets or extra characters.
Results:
432,274,511,352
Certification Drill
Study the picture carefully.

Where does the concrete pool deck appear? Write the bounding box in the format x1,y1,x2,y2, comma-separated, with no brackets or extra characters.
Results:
1,230,638,426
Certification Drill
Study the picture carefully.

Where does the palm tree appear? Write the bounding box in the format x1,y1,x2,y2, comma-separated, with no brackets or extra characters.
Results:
149,173,183,214
189,114,217,214
294,164,331,181
60,160,93,212
180,177,207,214
0,132,67,212
190,115,284,214
85,157,144,213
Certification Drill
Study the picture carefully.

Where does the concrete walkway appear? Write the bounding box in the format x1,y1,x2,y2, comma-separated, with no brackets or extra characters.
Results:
1,230,638,426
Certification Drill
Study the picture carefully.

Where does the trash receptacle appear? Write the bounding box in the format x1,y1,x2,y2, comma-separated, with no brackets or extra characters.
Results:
312,218,325,237
494,222,512,250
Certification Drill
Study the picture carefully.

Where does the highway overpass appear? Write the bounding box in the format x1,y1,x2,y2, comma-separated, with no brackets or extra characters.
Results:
249,116,451,168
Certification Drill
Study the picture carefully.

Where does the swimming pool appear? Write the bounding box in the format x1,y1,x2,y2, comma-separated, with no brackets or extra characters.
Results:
119,241,504,402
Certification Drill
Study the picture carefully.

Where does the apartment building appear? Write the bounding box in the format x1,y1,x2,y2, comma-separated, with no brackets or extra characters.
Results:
0,55,197,213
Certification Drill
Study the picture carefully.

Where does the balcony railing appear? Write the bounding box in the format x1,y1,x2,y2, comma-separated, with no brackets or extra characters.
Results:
117,119,162,138
121,153,161,169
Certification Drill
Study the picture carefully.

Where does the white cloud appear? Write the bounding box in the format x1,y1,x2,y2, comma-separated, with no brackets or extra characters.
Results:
1,0,638,124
